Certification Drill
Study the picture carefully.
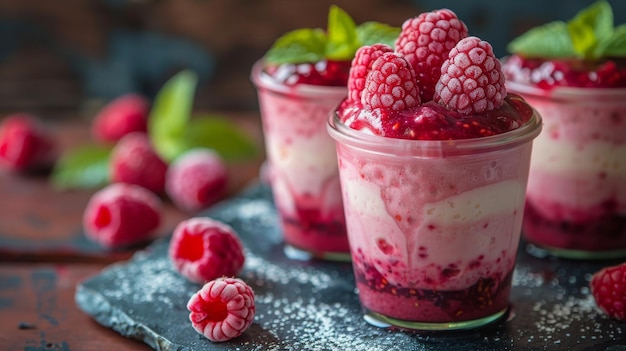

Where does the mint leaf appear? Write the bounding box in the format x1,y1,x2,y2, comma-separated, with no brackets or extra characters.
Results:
325,5,359,60
51,144,111,190
357,21,401,47
180,116,258,161
567,0,613,58
507,21,577,58
264,28,327,64
149,70,197,162
595,23,626,57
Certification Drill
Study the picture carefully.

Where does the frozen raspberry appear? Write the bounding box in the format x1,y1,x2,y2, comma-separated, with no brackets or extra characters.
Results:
165,149,228,213
92,94,149,143
435,36,506,115
110,132,168,194
169,217,245,284
347,44,394,102
83,183,162,249
591,262,626,321
362,52,420,111
395,9,468,102
0,114,57,173
187,277,255,342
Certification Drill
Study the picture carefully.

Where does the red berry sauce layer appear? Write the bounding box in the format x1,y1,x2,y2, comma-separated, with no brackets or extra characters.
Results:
351,248,513,322
264,60,352,86
503,54,626,89
338,94,533,140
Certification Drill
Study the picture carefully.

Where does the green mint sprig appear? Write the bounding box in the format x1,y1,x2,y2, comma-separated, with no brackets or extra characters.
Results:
264,5,400,64
51,70,258,190
507,0,626,60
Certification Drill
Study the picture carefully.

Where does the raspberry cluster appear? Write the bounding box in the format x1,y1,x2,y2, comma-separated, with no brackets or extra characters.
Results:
342,9,511,141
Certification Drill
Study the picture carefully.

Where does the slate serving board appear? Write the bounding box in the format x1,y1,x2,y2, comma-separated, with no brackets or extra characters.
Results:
75,182,626,351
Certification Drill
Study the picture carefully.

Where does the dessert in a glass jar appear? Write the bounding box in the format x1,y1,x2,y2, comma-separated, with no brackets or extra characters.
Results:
251,6,399,261
502,0,626,259
328,9,541,330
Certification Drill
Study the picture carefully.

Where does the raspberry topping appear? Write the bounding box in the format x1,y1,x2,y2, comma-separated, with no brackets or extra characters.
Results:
165,149,228,213
362,52,420,111
187,277,255,342
591,262,626,321
0,114,57,173
347,44,394,102
435,36,506,115
264,60,352,86
503,54,626,89
109,132,168,194
83,183,162,249
395,9,468,102
91,94,149,143
169,217,245,284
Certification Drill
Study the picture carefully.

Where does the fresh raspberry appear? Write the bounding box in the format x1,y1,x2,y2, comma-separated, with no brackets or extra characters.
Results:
395,9,468,102
187,277,255,342
83,183,162,249
91,94,149,143
0,114,57,173
362,52,420,111
109,132,168,194
347,44,394,102
435,36,506,115
169,217,245,284
165,149,228,213
591,262,626,321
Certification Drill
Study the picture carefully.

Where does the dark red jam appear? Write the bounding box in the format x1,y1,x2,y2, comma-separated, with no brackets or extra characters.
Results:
337,94,534,140
264,60,351,87
503,54,626,89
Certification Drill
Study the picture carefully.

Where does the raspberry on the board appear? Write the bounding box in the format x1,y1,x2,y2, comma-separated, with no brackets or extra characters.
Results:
91,94,149,143
83,183,162,249
187,277,255,342
165,148,228,213
169,217,245,284
109,132,168,194
591,262,626,321
0,114,58,173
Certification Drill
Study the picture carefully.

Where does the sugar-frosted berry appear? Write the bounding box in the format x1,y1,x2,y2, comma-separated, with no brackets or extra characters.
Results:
591,262,626,321
165,149,228,213
435,36,506,115
169,217,245,284
362,52,420,111
395,9,468,102
83,183,162,249
92,94,149,143
347,44,393,102
0,114,57,173
187,277,255,342
110,132,168,194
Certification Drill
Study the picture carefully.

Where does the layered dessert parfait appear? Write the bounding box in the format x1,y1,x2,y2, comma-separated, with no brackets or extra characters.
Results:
251,6,399,260
502,1,626,259
328,9,541,330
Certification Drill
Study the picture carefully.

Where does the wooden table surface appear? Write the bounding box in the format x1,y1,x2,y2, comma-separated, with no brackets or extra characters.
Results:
0,113,264,351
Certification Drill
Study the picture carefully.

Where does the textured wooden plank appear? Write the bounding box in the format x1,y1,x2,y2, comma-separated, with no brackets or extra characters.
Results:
0,114,263,262
0,263,151,351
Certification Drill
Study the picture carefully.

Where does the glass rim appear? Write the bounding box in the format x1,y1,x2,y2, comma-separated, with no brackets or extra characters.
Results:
250,59,347,98
327,106,543,158
506,80,626,101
